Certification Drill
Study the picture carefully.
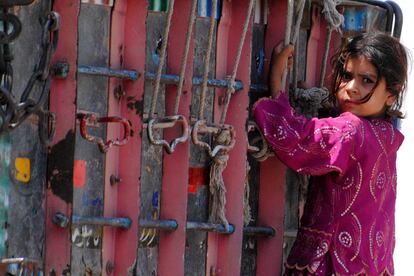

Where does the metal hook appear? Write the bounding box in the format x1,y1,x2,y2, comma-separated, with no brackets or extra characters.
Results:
147,114,189,154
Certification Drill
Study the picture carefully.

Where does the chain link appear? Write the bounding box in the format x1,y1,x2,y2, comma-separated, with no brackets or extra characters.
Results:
0,9,59,136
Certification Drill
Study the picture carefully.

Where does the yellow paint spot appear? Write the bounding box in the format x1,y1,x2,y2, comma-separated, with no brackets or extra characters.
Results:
15,157,30,183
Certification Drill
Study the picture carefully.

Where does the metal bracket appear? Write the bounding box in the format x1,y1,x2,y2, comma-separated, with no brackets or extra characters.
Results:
191,120,236,158
147,114,189,154
77,113,132,153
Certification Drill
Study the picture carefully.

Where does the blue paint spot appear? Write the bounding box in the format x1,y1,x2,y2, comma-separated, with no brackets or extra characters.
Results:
152,191,159,208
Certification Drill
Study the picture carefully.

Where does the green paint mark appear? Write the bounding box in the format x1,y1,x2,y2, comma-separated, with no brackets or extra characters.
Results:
149,0,169,12
0,134,11,257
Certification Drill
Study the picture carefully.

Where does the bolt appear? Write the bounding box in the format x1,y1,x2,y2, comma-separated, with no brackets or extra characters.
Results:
51,61,70,79
110,175,122,186
106,261,114,274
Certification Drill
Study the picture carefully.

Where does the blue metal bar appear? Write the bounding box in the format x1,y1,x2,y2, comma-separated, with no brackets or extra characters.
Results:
186,221,235,234
243,226,276,237
139,219,178,231
249,83,268,93
52,212,132,229
145,72,244,91
78,65,139,80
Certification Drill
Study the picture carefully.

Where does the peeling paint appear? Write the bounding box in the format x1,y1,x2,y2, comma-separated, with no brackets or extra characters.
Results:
47,130,75,203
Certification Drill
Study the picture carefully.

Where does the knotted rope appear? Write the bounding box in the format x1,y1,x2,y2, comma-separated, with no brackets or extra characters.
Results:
208,0,255,230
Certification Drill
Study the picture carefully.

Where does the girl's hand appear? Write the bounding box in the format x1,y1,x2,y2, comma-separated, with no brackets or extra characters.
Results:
269,43,294,98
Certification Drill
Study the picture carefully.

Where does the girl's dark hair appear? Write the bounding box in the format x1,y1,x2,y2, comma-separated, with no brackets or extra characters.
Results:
330,32,408,118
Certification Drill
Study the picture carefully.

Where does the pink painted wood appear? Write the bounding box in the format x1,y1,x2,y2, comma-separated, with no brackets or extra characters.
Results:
102,0,126,273
109,0,147,274
45,0,79,274
256,1,288,275
158,1,195,274
207,0,252,274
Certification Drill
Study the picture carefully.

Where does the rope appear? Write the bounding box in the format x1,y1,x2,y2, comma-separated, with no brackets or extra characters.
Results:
281,0,294,90
149,0,175,118
322,0,344,32
219,0,256,125
198,0,218,120
173,0,198,115
319,0,344,87
209,152,229,230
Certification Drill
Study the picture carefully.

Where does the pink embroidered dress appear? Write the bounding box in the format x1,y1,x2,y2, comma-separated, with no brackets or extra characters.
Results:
253,92,404,275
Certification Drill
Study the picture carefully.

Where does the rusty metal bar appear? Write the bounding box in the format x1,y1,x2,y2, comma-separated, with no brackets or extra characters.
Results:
78,65,139,80
145,72,244,91
243,226,276,237
52,212,132,229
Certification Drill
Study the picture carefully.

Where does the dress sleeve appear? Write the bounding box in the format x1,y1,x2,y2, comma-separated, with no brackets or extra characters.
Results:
253,93,362,176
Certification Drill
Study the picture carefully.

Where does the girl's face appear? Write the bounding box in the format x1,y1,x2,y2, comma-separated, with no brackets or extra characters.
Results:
336,55,395,118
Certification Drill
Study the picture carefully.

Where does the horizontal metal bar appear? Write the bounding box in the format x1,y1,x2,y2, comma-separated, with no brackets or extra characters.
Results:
249,83,269,93
186,221,235,234
243,226,276,237
139,219,178,231
78,65,139,80
73,215,132,229
0,258,39,265
52,212,132,229
145,72,244,91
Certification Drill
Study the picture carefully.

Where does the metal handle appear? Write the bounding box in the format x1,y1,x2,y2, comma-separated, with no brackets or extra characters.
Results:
0,0,34,7
77,113,132,153
191,120,236,158
148,114,189,154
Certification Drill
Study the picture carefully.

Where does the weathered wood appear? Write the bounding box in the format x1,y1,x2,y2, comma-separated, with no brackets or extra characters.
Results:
240,23,266,276
71,3,111,275
185,17,216,276
136,11,166,276
7,1,50,269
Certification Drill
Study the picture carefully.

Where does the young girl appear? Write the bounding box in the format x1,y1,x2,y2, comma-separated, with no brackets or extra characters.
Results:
253,32,408,275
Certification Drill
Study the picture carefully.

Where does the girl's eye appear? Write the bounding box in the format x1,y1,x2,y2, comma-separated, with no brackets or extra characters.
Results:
362,77,375,84
342,72,352,81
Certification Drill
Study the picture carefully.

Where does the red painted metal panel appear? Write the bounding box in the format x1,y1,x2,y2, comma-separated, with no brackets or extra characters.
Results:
208,0,252,274
111,0,147,274
158,0,194,274
255,1,288,275
102,0,126,274
45,0,80,274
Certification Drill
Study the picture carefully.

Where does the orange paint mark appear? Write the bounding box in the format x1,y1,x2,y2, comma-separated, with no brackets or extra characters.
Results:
73,160,86,188
188,167,208,193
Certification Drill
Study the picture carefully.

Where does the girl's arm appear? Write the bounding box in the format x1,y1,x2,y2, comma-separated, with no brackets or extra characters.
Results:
269,44,294,98
253,95,362,176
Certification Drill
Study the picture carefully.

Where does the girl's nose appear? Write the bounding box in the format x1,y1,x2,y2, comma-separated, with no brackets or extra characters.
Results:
345,79,359,97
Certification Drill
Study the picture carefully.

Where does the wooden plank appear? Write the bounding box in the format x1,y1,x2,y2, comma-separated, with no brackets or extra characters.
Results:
135,11,166,276
184,16,216,276
208,0,252,274
157,0,194,275
113,0,147,274
71,3,111,275
7,1,50,269
240,22,266,276
46,0,80,274
255,0,288,275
